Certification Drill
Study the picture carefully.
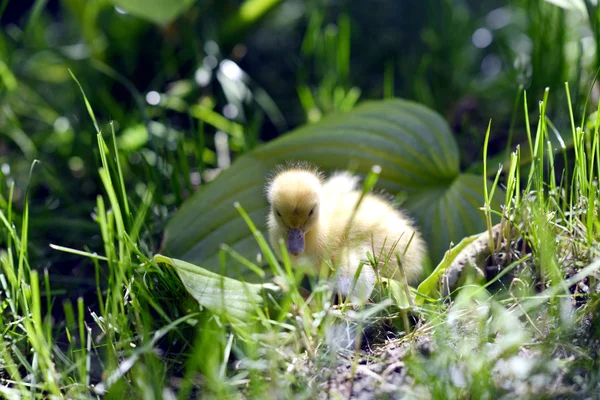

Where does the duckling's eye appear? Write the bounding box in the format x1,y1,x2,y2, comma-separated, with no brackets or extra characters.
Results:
308,208,314,217
276,210,281,217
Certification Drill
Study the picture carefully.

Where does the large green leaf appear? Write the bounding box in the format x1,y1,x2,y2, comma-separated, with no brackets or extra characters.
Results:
161,99,501,279
153,255,279,321
109,0,283,29
109,0,196,25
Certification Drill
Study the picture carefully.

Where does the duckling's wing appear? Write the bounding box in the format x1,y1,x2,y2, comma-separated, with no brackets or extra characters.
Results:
323,172,359,193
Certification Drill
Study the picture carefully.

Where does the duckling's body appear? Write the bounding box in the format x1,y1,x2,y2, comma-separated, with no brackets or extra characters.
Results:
266,164,426,302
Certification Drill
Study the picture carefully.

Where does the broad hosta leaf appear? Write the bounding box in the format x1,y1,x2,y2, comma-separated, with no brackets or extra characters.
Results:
161,99,501,279
402,173,499,264
153,254,279,321
110,0,195,25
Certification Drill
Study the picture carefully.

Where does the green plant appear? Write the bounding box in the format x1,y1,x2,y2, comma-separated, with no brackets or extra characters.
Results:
3,1,600,398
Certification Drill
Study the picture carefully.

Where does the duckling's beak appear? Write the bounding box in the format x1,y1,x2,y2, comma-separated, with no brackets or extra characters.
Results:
287,228,305,256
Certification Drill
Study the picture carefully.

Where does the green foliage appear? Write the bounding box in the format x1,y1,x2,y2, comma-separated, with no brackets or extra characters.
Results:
110,0,196,25
153,254,279,321
297,11,361,121
2,0,600,398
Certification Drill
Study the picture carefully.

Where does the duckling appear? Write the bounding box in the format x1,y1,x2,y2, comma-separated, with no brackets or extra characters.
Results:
265,163,426,303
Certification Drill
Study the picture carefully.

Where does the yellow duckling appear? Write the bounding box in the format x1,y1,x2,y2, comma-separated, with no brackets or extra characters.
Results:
265,163,426,303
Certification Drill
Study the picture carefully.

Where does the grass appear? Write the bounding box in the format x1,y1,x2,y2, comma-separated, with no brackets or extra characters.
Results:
1,76,600,399
2,1,600,398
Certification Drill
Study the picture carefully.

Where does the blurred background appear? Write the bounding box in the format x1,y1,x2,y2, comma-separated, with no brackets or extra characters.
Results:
0,0,598,296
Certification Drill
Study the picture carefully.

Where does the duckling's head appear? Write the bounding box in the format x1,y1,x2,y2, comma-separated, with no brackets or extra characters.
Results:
266,166,323,256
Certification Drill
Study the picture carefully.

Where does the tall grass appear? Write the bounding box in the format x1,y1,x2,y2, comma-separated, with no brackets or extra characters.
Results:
399,81,600,397
2,68,600,400
0,79,600,398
